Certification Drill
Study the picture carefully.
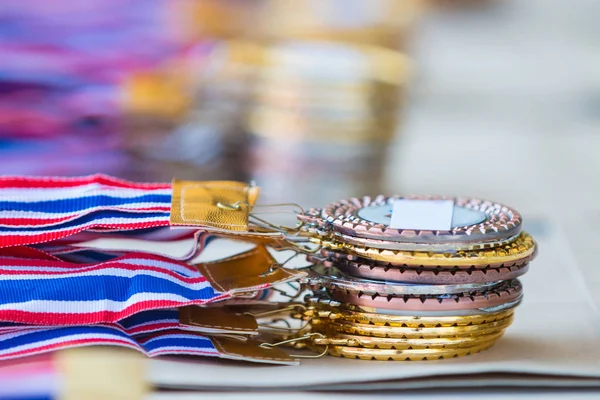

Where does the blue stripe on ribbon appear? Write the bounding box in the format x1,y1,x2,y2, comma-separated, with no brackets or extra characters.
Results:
0,310,180,331
141,335,214,353
0,194,171,213
0,275,218,302
0,326,216,357
119,309,179,329
54,250,121,263
0,326,132,349
0,210,169,233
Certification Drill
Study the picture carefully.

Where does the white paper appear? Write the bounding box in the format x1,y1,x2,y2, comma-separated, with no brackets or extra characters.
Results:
149,394,600,400
389,199,454,230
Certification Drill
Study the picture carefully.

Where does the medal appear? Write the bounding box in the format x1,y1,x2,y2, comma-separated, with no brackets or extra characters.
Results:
299,195,523,251
310,330,505,349
301,297,516,327
311,315,513,339
321,341,497,361
313,251,530,284
270,194,537,360
304,264,504,295
312,232,536,267
323,280,522,312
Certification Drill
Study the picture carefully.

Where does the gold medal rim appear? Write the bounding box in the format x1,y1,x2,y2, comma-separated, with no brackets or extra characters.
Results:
311,315,514,338
306,305,515,327
316,232,536,267
321,339,497,361
312,330,505,350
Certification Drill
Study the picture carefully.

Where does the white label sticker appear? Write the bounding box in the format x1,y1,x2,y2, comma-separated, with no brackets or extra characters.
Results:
389,200,454,231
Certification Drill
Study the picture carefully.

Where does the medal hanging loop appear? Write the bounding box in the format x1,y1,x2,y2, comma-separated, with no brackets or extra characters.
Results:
268,282,304,301
171,179,324,251
245,304,307,320
245,304,310,335
215,200,306,235
215,199,327,255
258,249,299,278
256,317,311,336
284,240,322,255
259,333,328,359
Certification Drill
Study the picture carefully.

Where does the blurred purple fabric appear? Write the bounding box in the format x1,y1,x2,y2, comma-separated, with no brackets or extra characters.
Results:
0,0,185,176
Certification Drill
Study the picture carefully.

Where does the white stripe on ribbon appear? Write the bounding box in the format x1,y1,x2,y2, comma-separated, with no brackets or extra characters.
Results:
0,267,210,288
0,293,212,314
0,332,140,357
0,256,197,274
146,346,220,357
0,203,171,220
0,187,172,201
0,215,170,237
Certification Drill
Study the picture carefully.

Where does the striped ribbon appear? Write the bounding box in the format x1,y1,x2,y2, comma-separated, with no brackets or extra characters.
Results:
0,250,232,325
0,309,245,337
0,244,286,325
0,326,220,362
0,174,173,247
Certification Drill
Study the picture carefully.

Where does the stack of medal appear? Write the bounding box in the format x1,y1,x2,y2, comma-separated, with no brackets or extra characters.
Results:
0,175,307,366
290,196,537,361
247,43,410,207
244,0,419,207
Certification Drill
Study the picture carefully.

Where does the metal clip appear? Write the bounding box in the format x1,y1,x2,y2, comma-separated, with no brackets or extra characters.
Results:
214,201,327,257
246,304,310,333
245,304,306,319
285,240,323,255
216,201,306,235
258,318,312,336
258,250,300,278
259,333,329,359
268,284,304,300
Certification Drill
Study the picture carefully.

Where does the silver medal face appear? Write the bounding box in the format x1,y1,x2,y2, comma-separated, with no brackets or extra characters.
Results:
317,195,522,247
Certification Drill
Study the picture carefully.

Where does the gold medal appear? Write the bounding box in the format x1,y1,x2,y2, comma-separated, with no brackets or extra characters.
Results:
313,232,536,268
322,340,496,361
311,330,504,350
303,303,516,328
310,315,513,339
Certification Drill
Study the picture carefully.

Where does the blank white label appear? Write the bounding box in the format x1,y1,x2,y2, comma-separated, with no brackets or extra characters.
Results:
389,199,454,231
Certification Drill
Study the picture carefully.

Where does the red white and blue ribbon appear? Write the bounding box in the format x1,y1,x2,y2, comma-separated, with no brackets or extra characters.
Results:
0,174,173,247
0,326,220,361
0,244,287,325
0,251,230,325
0,308,256,337
0,310,179,335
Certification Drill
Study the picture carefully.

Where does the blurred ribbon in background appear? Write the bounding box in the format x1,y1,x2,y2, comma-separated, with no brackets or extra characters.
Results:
0,0,432,208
